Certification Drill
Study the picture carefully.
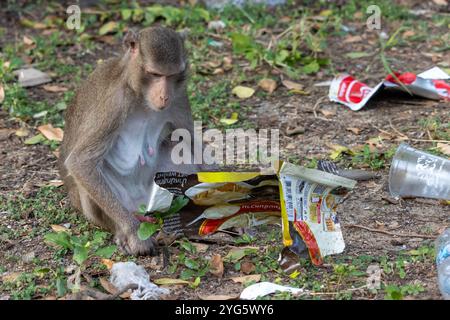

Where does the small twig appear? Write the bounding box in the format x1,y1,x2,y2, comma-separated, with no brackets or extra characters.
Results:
312,96,334,122
347,224,436,239
374,123,449,143
389,119,409,139
104,284,138,300
297,285,368,297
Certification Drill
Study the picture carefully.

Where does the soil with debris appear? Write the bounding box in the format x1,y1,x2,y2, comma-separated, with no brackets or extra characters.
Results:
0,0,449,300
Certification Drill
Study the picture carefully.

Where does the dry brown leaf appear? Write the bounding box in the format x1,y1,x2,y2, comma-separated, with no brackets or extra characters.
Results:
2,272,22,283
258,78,277,94
37,124,64,142
346,127,361,135
192,243,209,253
0,83,4,104
101,259,114,270
43,84,68,93
230,274,261,284
432,0,448,6
198,294,238,300
99,277,118,295
240,261,255,274
97,35,118,45
437,143,450,156
15,127,30,137
47,179,64,187
0,128,14,140
154,278,190,286
52,149,60,158
23,35,34,46
212,68,224,75
51,224,69,233
402,30,415,38
343,35,362,43
320,109,336,117
281,79,303,91
223,56,233,71
209,254,224,278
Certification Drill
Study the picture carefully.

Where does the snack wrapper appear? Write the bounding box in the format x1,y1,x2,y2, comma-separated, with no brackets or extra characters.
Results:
276,162,357,265
151,162,356,266
329,66,450,111
153,172,281,237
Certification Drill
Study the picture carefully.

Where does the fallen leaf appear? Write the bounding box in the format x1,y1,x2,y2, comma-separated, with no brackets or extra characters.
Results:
258,78,277,94
402,30,415,38
327,143,354,160
0,129,14,141
345,51,372,59
232,86,255,99
224,247,258,263
47,179,64,187
343,35,362,43
23,35,34,46
240,261,255,274
99,21,119,36
97,35,118,45
346,127,361,135
15,127,29,137
191,243,208,253
220,112,238,125
2,272,21,283
230,274,261,284
432,0,448,6
0,83,4,104
222,57,233,71
153,278,190,286
437,143,450,156
20,18,46,29
281,79,303,91
37,124,64,142
209,254,224,278
24,134,46,145
101,259,114,270
286,126,305,136
320,109,336,117
198,294,238,300
43,84,68,93
99,278,118,295
50,224,69,233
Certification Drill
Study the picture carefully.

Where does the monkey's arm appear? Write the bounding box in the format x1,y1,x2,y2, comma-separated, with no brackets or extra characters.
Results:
63,90,138,235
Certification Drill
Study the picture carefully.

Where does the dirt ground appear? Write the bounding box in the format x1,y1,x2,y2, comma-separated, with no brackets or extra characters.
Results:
0,0,449,300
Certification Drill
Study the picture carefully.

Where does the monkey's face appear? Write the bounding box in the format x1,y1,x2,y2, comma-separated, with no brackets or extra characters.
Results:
140,64,187,111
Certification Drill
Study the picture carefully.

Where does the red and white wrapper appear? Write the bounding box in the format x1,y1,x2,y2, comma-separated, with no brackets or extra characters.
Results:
329,66,450,111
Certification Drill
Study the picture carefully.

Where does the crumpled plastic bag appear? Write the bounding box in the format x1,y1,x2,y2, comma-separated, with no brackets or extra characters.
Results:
110,262,169,300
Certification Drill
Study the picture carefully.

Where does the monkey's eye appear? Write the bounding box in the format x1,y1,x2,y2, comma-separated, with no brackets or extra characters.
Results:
149,72,162,78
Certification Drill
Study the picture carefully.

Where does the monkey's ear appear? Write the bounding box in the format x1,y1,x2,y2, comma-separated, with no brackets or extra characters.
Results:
178,29,189,42
123,29,139,53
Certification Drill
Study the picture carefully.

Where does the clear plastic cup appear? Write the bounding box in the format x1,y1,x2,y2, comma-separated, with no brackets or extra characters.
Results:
389,143,450,200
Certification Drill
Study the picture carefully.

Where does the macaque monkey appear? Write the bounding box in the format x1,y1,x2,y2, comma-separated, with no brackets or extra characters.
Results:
59,27,196,255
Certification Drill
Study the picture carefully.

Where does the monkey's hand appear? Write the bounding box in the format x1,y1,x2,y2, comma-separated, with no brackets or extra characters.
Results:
115,223,157,256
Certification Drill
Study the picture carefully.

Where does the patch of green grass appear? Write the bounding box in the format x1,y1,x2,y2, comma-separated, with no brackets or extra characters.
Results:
351,145,396,170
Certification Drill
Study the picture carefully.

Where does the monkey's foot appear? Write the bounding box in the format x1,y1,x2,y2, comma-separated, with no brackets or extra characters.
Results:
115,233,157,256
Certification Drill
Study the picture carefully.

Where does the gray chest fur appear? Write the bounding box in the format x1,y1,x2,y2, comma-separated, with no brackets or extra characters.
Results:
103,107,172,212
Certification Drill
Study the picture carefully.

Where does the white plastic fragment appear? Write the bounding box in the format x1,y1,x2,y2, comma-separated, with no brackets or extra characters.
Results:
15,68,51,87
208,20,226,30
110,262,169,300
146,182,173,213
240,282,303,300
418,66,450,80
